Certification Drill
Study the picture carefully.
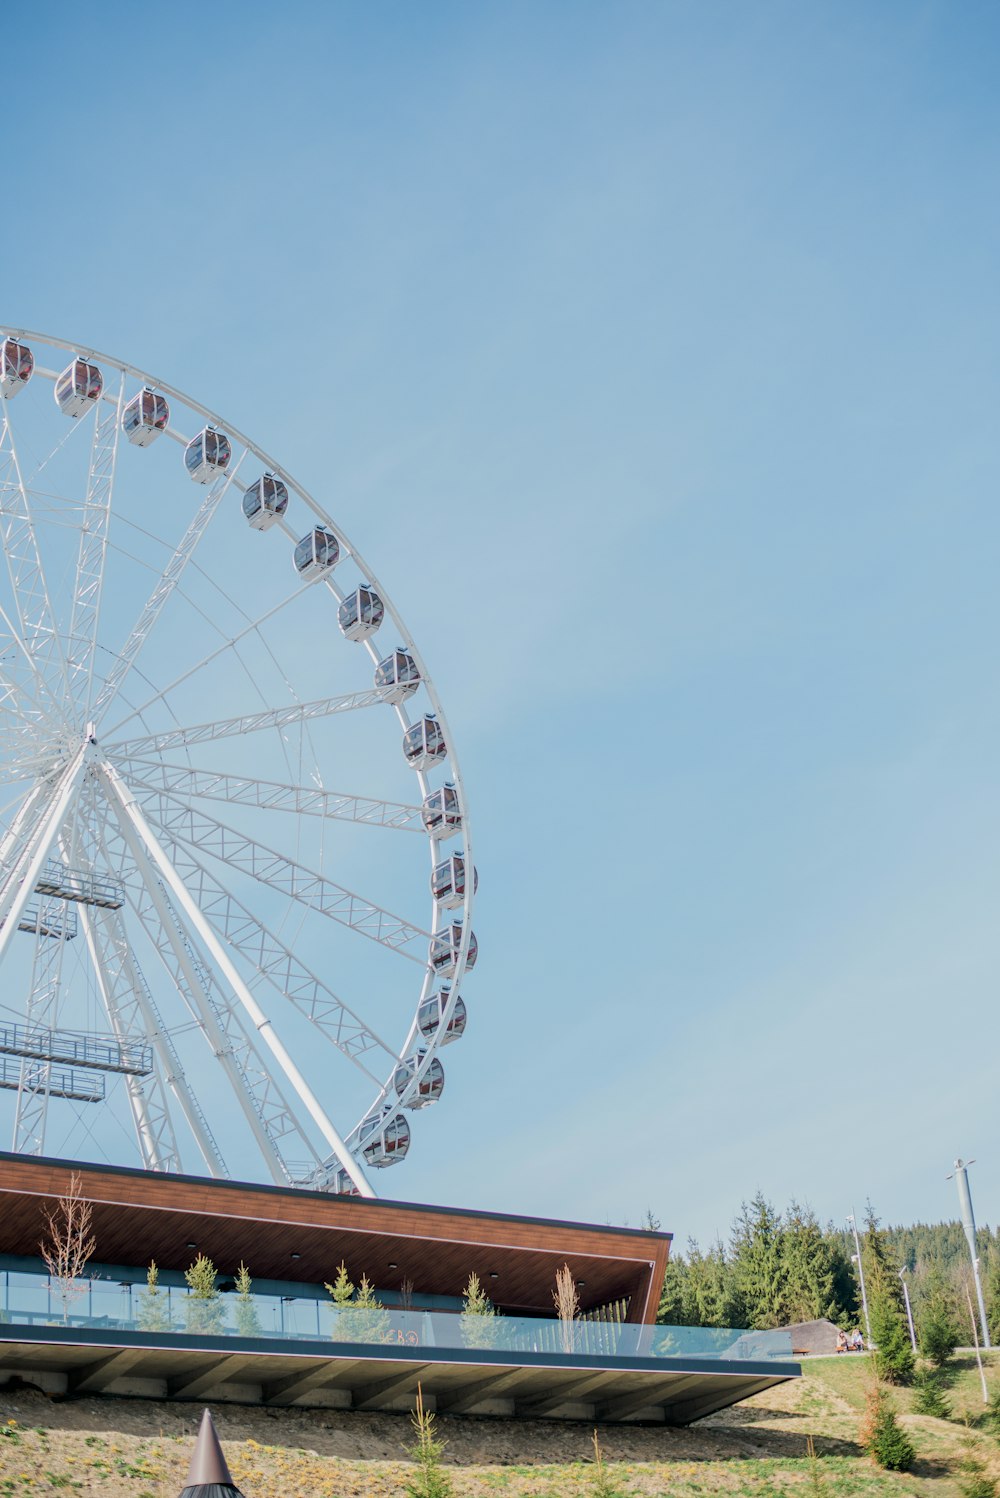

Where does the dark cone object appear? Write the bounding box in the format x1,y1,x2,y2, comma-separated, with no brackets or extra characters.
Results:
179,1409,246,1498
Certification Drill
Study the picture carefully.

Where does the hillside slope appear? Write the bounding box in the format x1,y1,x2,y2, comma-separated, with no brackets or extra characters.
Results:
0,1353,997,1496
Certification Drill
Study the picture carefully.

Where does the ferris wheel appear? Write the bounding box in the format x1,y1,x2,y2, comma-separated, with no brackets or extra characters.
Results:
0,330,477,1198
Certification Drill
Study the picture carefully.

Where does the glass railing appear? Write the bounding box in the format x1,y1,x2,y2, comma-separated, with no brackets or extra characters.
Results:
0,1273,793,1363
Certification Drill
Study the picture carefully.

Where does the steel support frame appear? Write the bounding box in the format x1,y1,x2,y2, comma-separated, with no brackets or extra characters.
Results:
98,760,375,1198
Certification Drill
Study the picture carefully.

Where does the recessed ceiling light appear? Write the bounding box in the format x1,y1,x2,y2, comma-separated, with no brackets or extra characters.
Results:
187,1242,197,1250
489,1272,499,1279
291,1253,301,1260
576,1280,586,1288
388,1262,398,1269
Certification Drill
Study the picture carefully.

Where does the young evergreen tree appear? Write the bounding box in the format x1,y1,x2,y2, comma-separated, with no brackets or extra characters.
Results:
326,1261,355,1309
355,1274,390,1342
861,1204,906,1313
234,1261,261,1338
136,1260,171,1333
405,1384,452,1498
859,1382,915,1472
588,1430,628,1498
911,1367,952,1419
870,1289,915,1384
184,1253,224,1334
460,1272,499,1349
861,1203,913,1383
917,1262,959,1368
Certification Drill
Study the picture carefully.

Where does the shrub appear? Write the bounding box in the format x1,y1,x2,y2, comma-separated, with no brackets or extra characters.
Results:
860,1382,915,1472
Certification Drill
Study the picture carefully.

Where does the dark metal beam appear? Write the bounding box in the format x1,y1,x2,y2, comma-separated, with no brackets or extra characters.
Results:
436,1367,530,1415
67,1347,148,1394
263,1359,363,1406
515,1370,619,1417
598,1373,704,1423
168,1354,262,1399
664,1375,779,1427
350,1364,432,1412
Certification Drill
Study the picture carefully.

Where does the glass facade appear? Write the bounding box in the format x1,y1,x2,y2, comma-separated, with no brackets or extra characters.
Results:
0,1263,792,1364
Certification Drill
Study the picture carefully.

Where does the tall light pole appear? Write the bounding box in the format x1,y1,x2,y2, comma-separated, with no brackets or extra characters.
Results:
947,1158,991,1351
847,1212,872,1343
899,1268,917,1353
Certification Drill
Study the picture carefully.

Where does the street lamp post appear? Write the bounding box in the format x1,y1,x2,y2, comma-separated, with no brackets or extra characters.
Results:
947,1158,991,1351
847,1212,872,1344
899,1268,917,1353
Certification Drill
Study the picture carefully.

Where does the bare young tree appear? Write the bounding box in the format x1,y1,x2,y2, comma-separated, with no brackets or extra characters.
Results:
40,1172,96,1324
553,1263,580,1352
400,1276,414,1312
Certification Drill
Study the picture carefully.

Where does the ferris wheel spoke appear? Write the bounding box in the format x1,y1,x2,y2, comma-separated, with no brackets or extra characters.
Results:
97,760,376,1196
90,450,248,725
83,817,232,1178
142,791,430,959
67,372,125,717
0,409,75,713
0,744,88,975
104,684,403,758
107,760,426,832
103,808,311,1187
119,807,397,1076
0,604,66,732
78,900,186,1175
101,583,311,740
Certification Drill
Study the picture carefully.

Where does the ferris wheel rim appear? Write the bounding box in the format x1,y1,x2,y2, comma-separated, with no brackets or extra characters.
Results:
0,327,477,1191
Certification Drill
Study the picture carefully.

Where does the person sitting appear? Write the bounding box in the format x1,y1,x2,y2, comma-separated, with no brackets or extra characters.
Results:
849,1329,864,1351
836,1329,848,1354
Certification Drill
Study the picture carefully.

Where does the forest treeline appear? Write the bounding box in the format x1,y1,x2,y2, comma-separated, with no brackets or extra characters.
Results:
655,1194,1000,1338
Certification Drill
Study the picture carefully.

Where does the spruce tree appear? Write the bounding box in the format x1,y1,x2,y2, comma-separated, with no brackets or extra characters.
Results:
782,1204,851,1325
405,1384,452,1498
657,1255,690,1326
917,1262,958,1367
869,1289,914,1384
352,1274,390,1344
862,1204,913,1383
137,1260,171,1333
460,1273,499,1349
234,1261,261,1338
729,1194,786,1330
325,1265,388,1344
860,1381,915,1472
326,1261,355,1308
686,1239,735,1328
184,1253,224,1335
985,1253,1000,1347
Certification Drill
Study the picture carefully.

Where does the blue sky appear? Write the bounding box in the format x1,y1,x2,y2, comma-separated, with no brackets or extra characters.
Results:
6,0,1000,1247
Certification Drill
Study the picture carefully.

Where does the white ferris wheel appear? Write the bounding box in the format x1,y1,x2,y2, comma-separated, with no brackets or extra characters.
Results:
0,330,477,1199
